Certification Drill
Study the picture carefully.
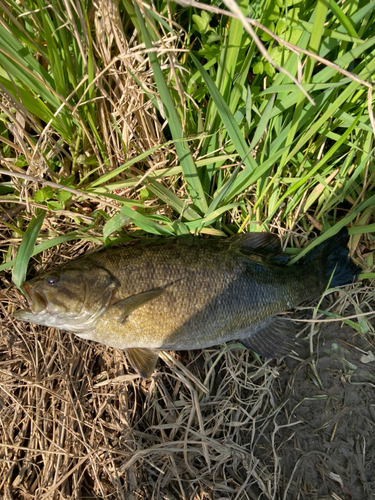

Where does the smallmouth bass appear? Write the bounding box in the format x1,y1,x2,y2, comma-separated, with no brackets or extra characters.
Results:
14,229,360,378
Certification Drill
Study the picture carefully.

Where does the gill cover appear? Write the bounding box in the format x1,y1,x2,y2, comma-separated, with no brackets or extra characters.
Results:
14,263,120,332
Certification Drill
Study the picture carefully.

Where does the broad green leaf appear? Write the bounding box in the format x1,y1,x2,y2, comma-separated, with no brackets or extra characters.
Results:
34,186,54,203
56,190,72,203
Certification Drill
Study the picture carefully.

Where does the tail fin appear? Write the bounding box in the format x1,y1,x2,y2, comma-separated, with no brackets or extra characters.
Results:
304,228,361,290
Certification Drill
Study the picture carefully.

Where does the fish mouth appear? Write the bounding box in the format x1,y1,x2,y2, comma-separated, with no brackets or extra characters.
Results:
20,282,48,315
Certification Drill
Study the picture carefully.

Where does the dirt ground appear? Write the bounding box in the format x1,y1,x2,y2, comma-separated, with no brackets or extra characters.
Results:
1,275,374,499
261,320,375,500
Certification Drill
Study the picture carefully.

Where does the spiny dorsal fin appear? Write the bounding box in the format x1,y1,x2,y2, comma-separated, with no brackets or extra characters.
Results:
127,348,160,379
240,317,296,358
236,232,281,251
234,233,289,265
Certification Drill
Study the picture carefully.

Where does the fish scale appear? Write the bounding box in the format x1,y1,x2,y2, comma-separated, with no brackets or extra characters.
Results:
79,239,317,349
14,230,361,378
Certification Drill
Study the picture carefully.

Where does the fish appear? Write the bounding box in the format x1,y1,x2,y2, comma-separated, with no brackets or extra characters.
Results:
14,228,360,379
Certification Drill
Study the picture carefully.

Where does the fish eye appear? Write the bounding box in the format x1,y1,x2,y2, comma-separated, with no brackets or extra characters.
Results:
46,276,59,285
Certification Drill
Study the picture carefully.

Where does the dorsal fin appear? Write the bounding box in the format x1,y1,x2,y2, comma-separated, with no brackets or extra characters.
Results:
233,233,289,265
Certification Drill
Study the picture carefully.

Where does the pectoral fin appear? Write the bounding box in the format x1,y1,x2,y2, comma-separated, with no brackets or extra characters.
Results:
240,317,296,358
127,348,160,379
109,289,164,323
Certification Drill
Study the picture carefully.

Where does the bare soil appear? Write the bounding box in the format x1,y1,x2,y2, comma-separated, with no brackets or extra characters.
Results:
262,321,375,500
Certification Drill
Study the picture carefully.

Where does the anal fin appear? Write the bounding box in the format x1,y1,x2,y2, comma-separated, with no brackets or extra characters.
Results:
126,348,159,379
240,317,296,358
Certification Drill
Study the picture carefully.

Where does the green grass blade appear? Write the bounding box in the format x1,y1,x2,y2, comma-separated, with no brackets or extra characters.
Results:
185,203,239,232
36,0,66,96
305,0,330,80
248,93,276,152
279,2,329,170
0,231,102,273
266,110,363,223
145,178,200,221
12,211,46,290
0,77,72,139
200,0,249,187
190,52,257,175
206,163,243,216
103,211,131,241
289,192,375,264
0,23,57,101
284,80,373,165
134,3,208,214
329,0,359,38
117,205,174,236
312,35,375,84
226,145,289,202
89,145,168,187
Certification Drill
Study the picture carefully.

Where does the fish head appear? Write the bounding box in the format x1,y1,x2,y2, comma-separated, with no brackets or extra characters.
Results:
14,262,119,332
